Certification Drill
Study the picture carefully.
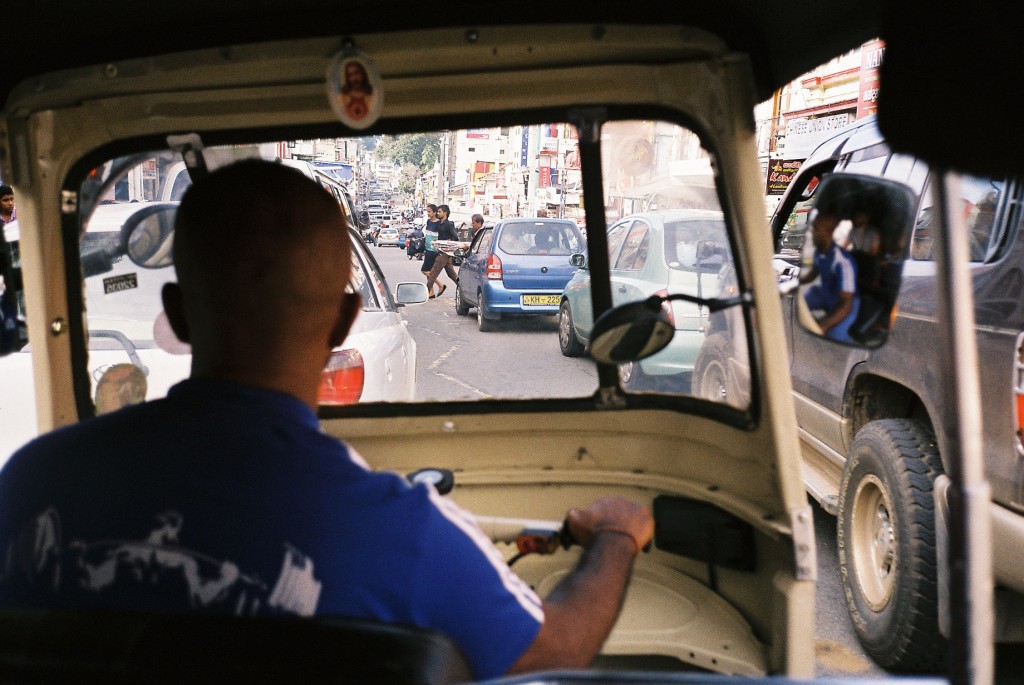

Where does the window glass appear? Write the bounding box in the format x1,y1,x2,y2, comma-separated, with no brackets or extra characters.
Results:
605,221,631,263
841,142,889,176
497,221,582,256
598,120,748,406
612,222,650,271
48,119,747,422
471,228,493,255
882,153,916,184
775,174,822,260
911,174,1005,262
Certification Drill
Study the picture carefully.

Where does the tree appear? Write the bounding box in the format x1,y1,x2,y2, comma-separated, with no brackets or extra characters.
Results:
396,163,420,194
374,133,441,172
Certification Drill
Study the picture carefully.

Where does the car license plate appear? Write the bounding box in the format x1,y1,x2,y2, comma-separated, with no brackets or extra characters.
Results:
522,295,560,306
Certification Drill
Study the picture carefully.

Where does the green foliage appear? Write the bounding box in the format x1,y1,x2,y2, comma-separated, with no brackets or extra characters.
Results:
375,133,441,172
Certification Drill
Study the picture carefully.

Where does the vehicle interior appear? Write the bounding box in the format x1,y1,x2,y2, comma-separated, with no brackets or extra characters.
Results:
0,1,1016,684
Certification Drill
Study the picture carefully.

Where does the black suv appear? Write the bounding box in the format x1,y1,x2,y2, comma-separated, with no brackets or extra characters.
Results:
763,115,1024,671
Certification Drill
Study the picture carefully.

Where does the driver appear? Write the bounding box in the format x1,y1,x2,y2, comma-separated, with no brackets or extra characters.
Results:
0,160,654,680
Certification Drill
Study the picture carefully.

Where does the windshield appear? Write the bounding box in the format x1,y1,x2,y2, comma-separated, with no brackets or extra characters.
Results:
1,119,750,439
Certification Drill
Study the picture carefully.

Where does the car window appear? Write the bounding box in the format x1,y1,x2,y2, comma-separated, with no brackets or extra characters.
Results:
470,227,493,255
911,174,1005,262
605,221,631,263
840,142,889,176
612,222,649,271
496,221,581,255
774,170,828,259
665,219,729,272
349,241,382,311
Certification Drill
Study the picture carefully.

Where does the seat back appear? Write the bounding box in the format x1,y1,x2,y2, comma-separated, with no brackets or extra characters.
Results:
0,610,472,684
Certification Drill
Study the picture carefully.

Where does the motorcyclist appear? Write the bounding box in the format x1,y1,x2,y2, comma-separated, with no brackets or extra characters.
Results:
406,224,425,260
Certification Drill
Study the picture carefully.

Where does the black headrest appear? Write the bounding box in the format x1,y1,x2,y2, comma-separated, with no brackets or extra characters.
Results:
0,610,472,684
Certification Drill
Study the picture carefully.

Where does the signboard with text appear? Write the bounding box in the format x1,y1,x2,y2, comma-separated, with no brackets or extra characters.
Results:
784,114,851,159
766,159,802,196
857,39,885,119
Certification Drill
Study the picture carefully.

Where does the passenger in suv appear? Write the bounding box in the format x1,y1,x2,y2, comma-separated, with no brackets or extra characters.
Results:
767,114,1024,672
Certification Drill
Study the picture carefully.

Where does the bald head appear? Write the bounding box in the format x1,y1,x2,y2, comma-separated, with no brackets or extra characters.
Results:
174,160,350,300
164,160,361,404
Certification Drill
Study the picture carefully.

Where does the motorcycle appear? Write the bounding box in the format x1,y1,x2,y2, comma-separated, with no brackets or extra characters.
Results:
407,235,425,260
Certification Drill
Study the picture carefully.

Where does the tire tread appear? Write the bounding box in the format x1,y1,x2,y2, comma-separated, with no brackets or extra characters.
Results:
838,418,947,673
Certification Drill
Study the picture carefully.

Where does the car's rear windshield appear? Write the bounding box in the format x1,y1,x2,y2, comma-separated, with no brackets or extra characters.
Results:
663,219,729,272
497,222,583,256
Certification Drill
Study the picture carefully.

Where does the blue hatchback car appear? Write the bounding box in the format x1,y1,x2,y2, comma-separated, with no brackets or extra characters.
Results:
455,218,585,331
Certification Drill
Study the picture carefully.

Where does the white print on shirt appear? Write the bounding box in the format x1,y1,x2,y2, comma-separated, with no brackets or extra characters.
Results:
3,508,321,616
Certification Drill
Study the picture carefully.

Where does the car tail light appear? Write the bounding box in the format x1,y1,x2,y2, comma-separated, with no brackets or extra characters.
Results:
655,289,675,327
486,253,503,280
318,349,364,405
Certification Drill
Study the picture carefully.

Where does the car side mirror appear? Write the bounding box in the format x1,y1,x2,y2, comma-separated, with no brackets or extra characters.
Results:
394,282,429,306
569,253,586,268
123,203,179,269
453,248,467,258
794,174,915,348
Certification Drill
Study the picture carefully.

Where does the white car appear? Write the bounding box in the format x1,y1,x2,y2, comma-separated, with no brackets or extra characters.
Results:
374,227,402,247
0,203,427,464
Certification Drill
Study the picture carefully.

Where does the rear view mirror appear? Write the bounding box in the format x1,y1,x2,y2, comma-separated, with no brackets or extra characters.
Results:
795,174,915,347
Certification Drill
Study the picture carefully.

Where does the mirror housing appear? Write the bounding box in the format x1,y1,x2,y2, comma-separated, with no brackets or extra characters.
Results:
395,282,429,306
123,204,178,269
794,174,915,347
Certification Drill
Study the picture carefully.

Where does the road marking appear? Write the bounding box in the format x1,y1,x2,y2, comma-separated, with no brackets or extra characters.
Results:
433,373,490,397
429,344,460,370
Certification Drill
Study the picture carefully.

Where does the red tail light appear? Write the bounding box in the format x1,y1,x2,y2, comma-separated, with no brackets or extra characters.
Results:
318,349,364,405
486,253,503,280
655,289,675,327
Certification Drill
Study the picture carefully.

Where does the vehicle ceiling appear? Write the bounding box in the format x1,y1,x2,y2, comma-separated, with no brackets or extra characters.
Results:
4,0,1020,177
3,0,884,108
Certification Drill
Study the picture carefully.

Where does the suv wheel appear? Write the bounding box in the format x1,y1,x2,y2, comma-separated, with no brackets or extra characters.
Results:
837,418,947,672
477,291,497,332
693,333,732,403
455,282,470,316
558,301,585,356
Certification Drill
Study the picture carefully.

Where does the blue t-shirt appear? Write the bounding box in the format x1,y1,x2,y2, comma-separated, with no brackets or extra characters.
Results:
0,379,542,678
811,242,857,310
423,220,440,252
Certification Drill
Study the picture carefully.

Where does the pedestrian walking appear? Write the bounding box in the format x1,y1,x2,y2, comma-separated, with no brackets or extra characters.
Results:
426,204,459,298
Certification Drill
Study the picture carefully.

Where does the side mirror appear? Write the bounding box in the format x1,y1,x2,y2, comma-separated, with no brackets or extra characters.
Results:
453,248,467,258
123,204,178,269
794,174,915,347
394,282,429,306
569,253,586,268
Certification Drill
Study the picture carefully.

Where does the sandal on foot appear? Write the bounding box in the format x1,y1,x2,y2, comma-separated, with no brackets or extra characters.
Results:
437,284,448,297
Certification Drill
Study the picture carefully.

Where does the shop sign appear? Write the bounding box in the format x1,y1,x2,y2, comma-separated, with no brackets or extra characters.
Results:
766,159,802,196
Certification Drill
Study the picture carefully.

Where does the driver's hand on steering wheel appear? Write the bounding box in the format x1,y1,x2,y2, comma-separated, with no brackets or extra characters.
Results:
565,496,654,555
